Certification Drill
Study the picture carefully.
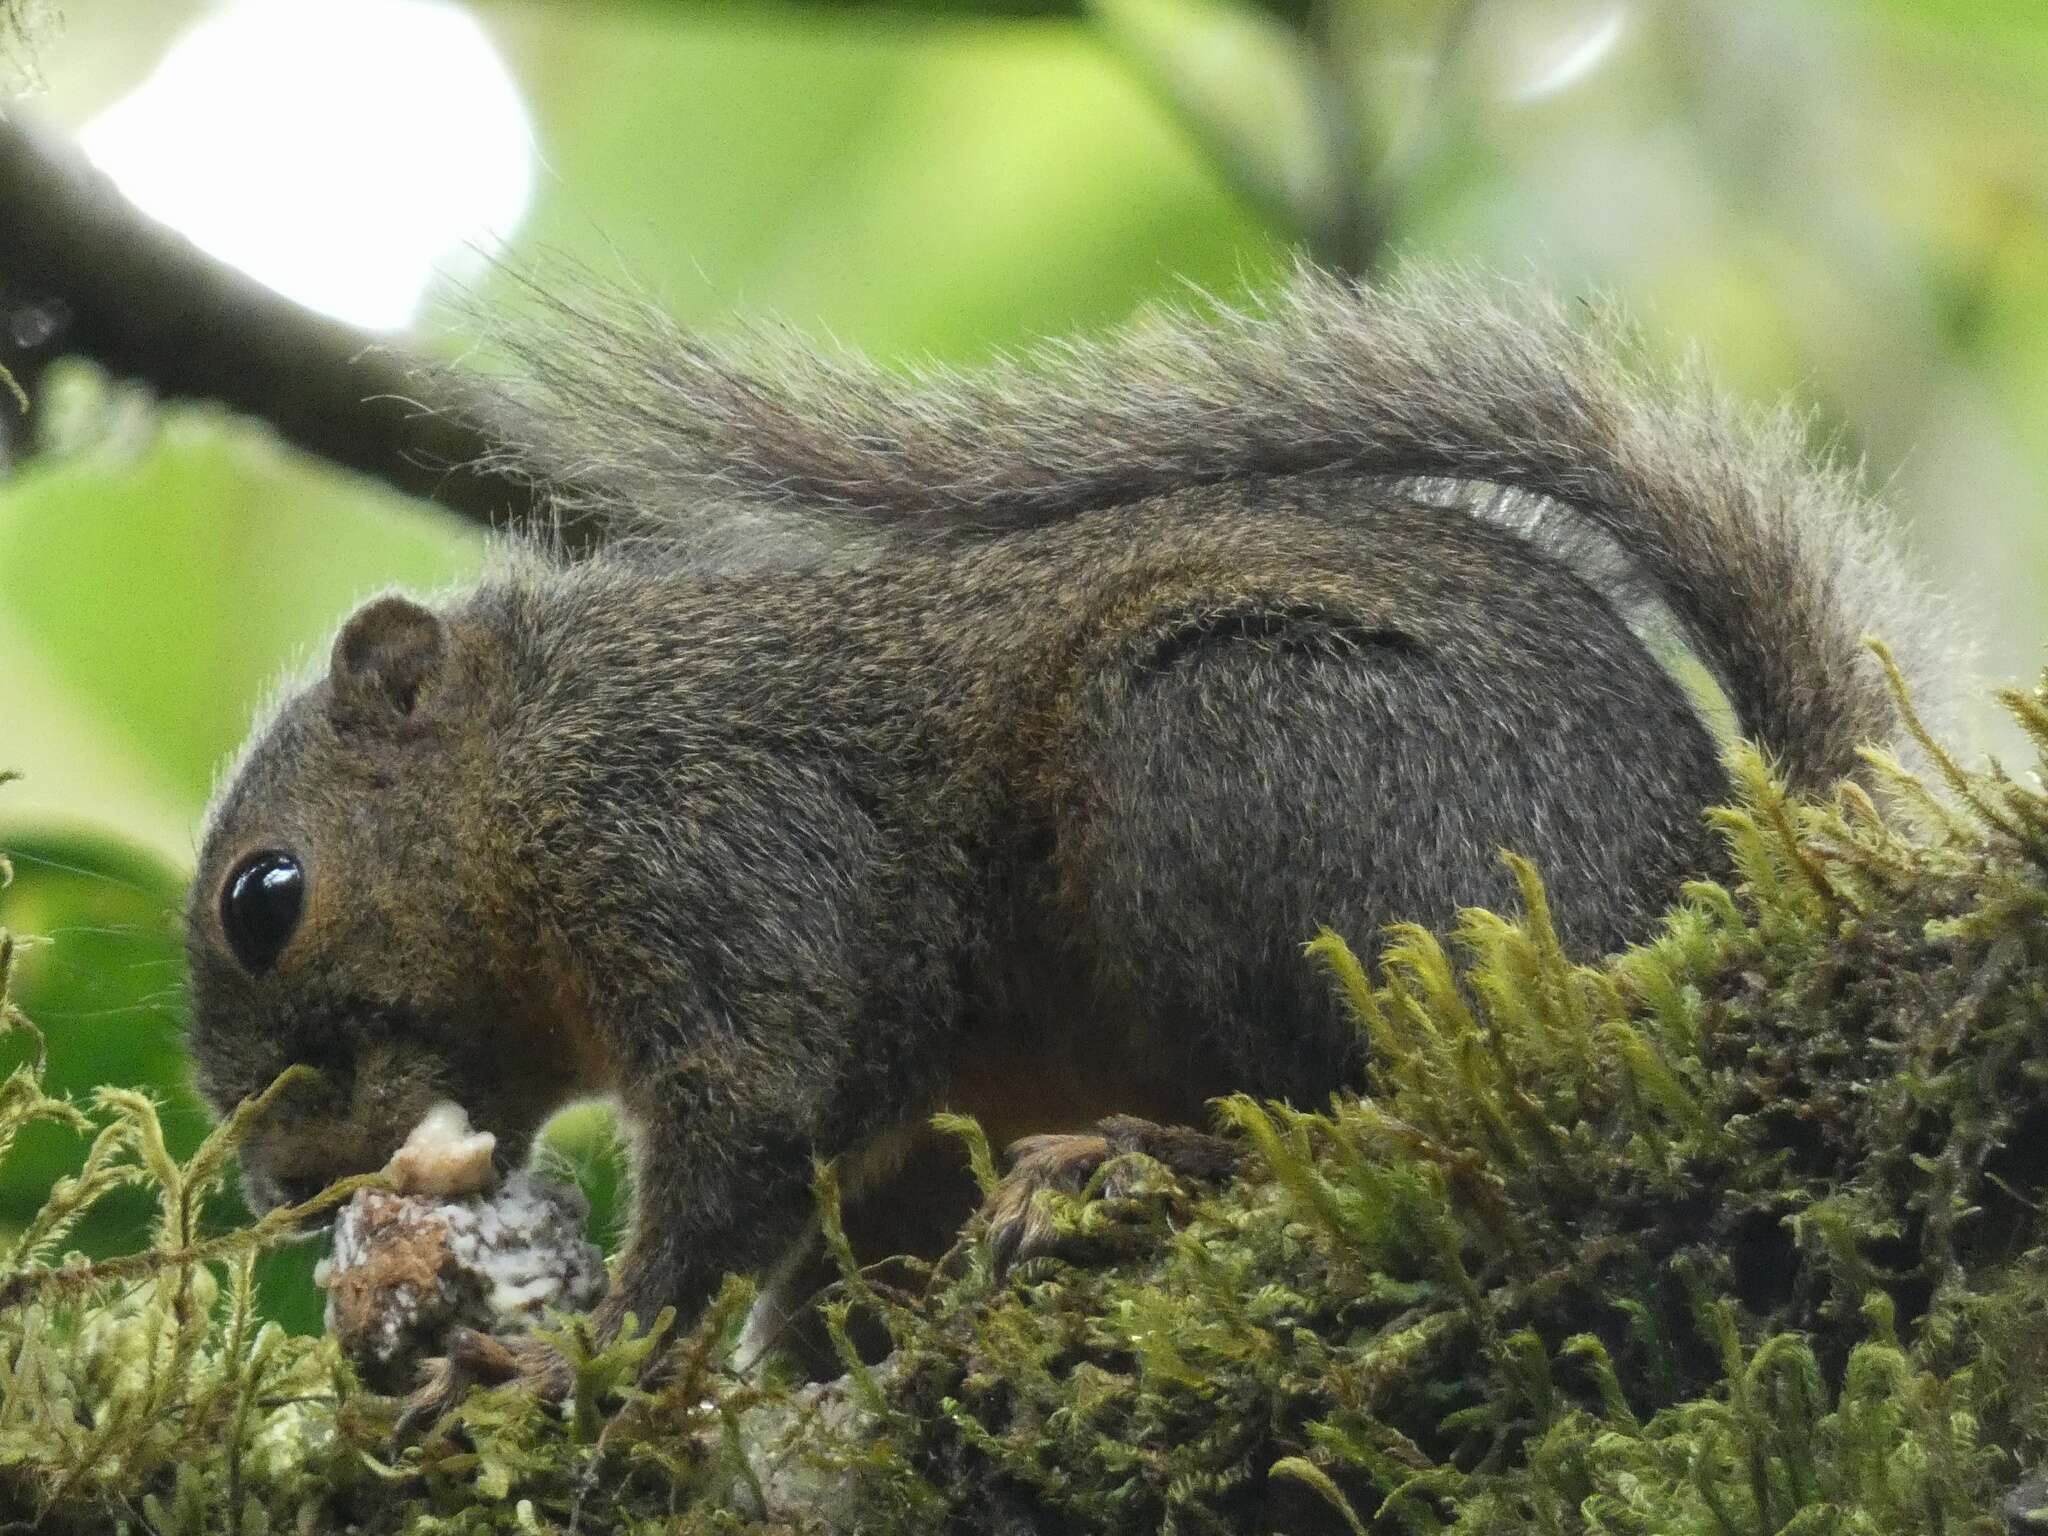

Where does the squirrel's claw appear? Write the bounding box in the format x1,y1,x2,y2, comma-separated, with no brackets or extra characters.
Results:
982,1115,1242,1275
395,1327,571,1441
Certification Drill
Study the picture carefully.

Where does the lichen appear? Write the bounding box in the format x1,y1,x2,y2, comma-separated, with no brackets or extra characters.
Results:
8,665,2048,1531
320,1171,606,1392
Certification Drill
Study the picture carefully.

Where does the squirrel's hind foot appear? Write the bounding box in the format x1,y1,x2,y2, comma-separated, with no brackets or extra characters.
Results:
983,1115,1241,1275
394,1326,571,1442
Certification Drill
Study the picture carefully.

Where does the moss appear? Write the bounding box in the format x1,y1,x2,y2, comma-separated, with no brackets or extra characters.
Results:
8,668,2048,1531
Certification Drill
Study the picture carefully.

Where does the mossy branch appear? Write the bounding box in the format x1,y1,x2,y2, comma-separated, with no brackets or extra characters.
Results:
12,657,2048,1529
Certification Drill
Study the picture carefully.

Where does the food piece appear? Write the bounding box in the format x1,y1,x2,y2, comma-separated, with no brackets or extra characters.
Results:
314,1104,605,1392
383,1100,498,1197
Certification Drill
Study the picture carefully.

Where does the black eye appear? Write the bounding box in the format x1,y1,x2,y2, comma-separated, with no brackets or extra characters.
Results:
220,851,305,973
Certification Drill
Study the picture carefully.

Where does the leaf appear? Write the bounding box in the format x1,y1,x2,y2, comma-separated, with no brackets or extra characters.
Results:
0,411,485,821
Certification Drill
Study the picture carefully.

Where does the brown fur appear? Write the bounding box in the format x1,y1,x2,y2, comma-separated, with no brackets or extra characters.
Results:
184,272,1951,1394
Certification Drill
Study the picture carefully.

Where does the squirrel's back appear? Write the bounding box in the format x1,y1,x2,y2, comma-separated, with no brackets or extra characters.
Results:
475,268,1955,797
465,469,1726,1123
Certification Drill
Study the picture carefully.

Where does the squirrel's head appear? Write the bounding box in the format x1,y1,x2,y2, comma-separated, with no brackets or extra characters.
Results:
185,593,597,1213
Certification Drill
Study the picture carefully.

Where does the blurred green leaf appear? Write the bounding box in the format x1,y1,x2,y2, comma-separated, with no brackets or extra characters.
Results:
485,9,1283,356
0,411,486,821
0,826,190,1173
1833,0,2048,48
0,824,330,1330
490,0,1321,22
540,1101,629,1256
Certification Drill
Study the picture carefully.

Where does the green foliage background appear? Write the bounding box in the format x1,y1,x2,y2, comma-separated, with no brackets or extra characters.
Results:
1,0,2046,1334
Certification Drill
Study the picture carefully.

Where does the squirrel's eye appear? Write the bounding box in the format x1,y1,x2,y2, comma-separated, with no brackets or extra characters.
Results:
220,851,305,973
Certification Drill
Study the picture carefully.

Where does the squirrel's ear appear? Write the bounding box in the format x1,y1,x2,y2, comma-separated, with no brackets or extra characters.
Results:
330,596,447,722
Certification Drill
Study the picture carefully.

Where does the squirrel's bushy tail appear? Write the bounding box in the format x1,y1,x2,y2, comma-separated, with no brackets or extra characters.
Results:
484,268,1952,793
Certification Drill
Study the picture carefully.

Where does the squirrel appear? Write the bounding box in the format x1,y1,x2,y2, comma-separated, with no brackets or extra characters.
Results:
182,271,1948,1409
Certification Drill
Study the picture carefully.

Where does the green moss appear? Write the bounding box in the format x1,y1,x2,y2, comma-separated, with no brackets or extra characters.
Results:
9,667,2048,1531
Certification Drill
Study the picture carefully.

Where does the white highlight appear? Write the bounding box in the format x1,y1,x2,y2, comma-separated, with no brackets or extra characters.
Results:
80,0,534,333
1506,5,1628,103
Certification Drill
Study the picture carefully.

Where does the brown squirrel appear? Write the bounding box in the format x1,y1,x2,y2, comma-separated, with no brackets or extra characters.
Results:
182,272,1947,1409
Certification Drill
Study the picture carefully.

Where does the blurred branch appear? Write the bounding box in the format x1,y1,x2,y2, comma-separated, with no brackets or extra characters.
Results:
484,0,1470,278
0,114,584,549
1351,0,1482,262
1302,0,1373,274
528,0,1320,22
1086,0,1479,278
1091,0,1366,273
695,0,1094,12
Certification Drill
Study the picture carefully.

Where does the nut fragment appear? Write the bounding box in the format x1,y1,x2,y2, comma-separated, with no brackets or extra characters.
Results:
314,1103,605,1390
384,1100,497,1197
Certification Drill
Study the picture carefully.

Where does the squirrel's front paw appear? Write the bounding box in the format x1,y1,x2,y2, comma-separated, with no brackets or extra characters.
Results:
983,1115,1242,1274
395,1328,570,1441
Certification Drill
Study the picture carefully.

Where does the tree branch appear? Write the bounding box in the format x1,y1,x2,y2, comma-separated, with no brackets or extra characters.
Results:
0,114,592,550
